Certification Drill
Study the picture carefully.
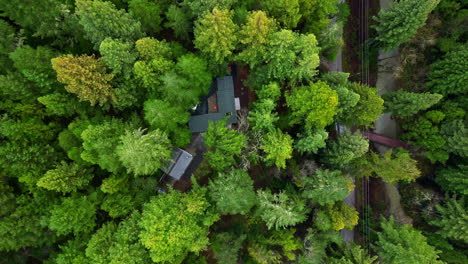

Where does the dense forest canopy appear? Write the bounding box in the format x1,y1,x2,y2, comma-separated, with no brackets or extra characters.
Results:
0,0,466,263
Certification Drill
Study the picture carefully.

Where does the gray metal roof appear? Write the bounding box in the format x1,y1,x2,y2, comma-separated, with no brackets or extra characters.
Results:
162,148,193,180
188,76,237,133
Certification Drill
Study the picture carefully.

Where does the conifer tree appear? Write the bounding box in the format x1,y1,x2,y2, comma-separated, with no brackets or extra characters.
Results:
435,165,468,195
440,119,468,158
37,162,93,193
373,0,441,50
259,0,301,29
322,131,369,168
300,169,353,206
430,196,468,243
261,129,293,169
382,91,443,117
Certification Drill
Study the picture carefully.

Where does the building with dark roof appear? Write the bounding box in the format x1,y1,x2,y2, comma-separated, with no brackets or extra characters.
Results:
162,148,193,181
188,76,238,133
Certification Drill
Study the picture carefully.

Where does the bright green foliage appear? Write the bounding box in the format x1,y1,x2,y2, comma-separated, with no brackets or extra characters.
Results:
9,45,59,92
211,232,246,264
134,37,173,61
440,119,468,158
298,229,343,264
286,81,338,129
37,93,88,117
139,187,219,263
257,189,310,229
256,82,282,102
208,169,256,215
128,0,164,35
375,217,444,264
322,131,369,168
184,0,237,16
37,161,93,193
299,0,339,34
99,38,137,79
144,99,191,145
259,0,301,29
430,197,468,243
194,8,238,64
204,119,246,171
368,149,421,183
52,237,89,264
116,128,172,176
330,243,378,264
260,129,293,169
101,192,135,218
373,0,441,50
301,169,353,206
383,91,443,117
161,54,212,107
81,119,128,173
237,11,277,67
295,128,329,154
85,212,151,264
426,46,468,95
76,0,143,48
321,72,360,122
258,30,320,83
48,194,98,236
248,228,302,263
325,201,359,231
341,82,384,127
165,5,193,41
248,99,279,132
402,111,449,163
435,165,468,195
51,55,116,106
424,232,468,264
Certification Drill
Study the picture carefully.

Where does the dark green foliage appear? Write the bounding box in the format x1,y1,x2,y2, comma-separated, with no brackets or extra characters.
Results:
76,0,143,48
382,91,443,117
430,196,468,243
341,82,384,127
247,228,302,263
440,119,468,158
299,0,340,34
297,229,343,264
435,165,468,195
373,0,441,50
300,169,353,206
208,169,256,215
204,119,246,171
426,45,468,95
375,217,443,264
295,128,328,154
165,5,193,41
184,0,237,17
48,193,98,236
211,232,246,264
128,0,164,35
259,0,301,29
257,188,310,229
99,38,137,79
322,131,369,168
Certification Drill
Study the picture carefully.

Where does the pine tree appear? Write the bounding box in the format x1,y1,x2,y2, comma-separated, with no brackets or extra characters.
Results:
435,165,468,195
322,131,369,168
259,0,301,29
300,169,353,206
426,46,468,95
116,128,172,176
373,0,441,50
37,162,93,193
256,188,310,229
99,38,137,79
208,169,257,215
375,217,443,264
440,119,468,158
194,8,238,64
260,129,293,169
368,149,421,183
341,82,384,128
430,196,468,243
51,55,116,106
382,91,443,117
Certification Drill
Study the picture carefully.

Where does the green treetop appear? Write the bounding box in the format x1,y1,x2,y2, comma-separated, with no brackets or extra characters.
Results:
259,0,301,29
300,169,353,206
208,169,257,215
204,119,246,171
440,119,468,158
51,55,116,106
375,217,444,264
260,129,293,169
99,38,138,79
430,196,468,243
138,187,219,263
237,10,277,67
37,161,93,193
435,165,468,196
341,82,384,128
368,149,421,183
116,128,172,176
322,131,369,168
286,81,339,129
382,91,443,117
373,0,440,50
75,0,143,48
256,188,310,229
194,8,238,64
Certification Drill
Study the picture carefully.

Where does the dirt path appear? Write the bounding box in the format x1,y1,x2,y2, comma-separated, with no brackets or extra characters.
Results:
373,0,414,226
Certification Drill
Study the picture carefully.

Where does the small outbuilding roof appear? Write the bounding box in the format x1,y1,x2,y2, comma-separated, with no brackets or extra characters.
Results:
162,148,193,180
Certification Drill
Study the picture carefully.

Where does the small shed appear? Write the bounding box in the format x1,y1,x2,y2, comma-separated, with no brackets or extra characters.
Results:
162,148,193,181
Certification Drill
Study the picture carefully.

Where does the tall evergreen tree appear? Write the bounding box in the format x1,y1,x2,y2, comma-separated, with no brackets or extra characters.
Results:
37,162,93,193
373,0,441,50
300,169,353,206
260,129,293,169
382,91,443,117
435,165,468,195
430,196,468,243
322,131,369,168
